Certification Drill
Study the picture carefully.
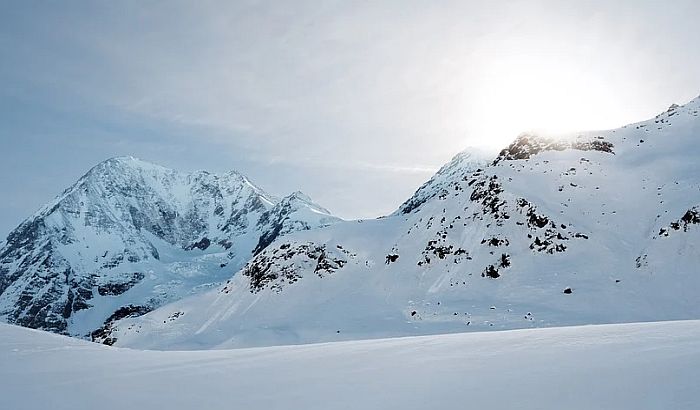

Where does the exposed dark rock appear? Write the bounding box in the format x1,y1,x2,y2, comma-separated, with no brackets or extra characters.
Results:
91,304,152,345
482,265,500,279
499,253,511,268
185,237,211,251
493,134,614,164
385,254,399,264
481,237,510,247
97,272,145,296
660,207,700,235
469,175,509,222
239,242,353,293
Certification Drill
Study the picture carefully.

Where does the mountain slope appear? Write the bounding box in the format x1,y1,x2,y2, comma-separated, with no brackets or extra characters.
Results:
0,157,339,337
111,96,700,349
396,147,494,214
2,320,699,410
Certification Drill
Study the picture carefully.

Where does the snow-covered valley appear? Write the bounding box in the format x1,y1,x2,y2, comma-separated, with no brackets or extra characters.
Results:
2,320,698,410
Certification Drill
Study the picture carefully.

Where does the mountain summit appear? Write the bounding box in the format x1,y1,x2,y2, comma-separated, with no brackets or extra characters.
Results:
0,157,339,337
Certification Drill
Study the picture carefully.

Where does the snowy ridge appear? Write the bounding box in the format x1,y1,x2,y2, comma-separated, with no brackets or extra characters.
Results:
0,157,339,338
396,147,492,215
111,95,700,349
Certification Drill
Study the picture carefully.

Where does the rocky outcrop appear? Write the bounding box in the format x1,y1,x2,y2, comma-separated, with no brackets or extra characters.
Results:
493,133,614,164
234,242,355,293
659,207,700,236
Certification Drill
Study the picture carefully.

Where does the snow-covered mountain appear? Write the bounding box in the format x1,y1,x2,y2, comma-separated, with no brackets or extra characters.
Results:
0,157,339,338
110,96,700,350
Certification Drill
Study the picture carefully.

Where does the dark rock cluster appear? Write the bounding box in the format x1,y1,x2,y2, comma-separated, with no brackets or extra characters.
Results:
236,242,355,293
493,134,614,164
659,207,700,236
91,304,152,345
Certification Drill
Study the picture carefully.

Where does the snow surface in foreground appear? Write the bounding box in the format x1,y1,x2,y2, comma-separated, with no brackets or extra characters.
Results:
1,321,698,410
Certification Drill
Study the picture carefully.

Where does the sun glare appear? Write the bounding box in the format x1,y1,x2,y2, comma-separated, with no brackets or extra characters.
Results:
468,54,624,150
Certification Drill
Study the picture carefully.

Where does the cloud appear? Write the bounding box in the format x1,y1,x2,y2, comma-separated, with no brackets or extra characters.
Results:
262,154,439,175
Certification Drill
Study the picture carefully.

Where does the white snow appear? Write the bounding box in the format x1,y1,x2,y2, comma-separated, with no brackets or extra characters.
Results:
1,320,698,409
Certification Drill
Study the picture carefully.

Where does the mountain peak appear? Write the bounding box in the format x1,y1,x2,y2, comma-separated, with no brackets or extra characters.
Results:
285,190,315,206
395,146,492,215
283,191,334,216
0,157,339,336
83,156,173,182
111,155,140,162
83,157,270,197
102,155,165,169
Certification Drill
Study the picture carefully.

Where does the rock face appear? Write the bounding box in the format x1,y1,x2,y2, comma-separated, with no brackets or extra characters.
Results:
492,133,615,164
0,157,338,337
107,95,700,350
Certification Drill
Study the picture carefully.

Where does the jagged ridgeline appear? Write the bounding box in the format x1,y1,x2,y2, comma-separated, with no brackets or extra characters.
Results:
0,157,339,337
107,97,700,350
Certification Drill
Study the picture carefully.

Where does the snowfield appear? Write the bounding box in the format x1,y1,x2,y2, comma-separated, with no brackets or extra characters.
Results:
1,320,698,410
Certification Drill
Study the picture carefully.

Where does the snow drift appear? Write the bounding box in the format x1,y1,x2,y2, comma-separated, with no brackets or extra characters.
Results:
1,320,697,410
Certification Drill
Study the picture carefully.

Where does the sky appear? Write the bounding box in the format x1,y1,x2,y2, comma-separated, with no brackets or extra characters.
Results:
1,0,699,236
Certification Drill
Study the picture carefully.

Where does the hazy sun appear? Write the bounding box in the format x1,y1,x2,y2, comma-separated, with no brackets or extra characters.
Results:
467,53,626,150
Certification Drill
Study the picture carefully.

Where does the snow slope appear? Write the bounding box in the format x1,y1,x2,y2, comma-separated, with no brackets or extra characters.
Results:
1,320,698,410
112,96,700,349
0,157,339,338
